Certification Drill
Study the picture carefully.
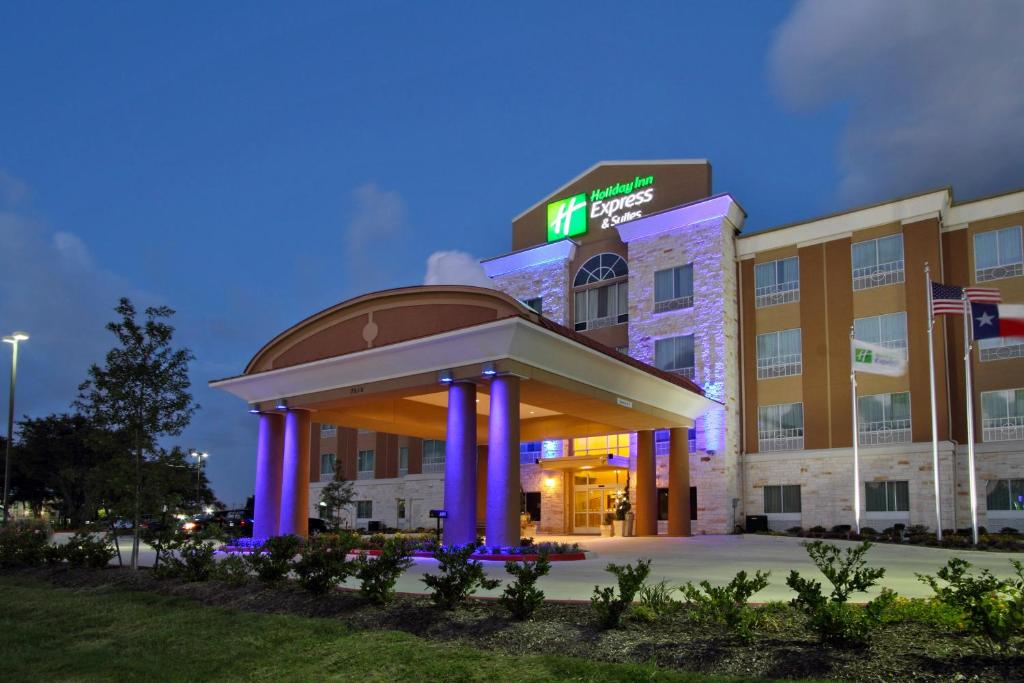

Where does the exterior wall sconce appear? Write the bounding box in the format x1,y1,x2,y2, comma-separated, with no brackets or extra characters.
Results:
438,369,454,384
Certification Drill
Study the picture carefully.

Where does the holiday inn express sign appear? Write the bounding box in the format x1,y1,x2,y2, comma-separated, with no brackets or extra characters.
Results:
512,161,713,250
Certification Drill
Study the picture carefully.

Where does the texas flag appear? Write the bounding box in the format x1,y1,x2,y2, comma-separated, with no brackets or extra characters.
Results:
971,302,1024,339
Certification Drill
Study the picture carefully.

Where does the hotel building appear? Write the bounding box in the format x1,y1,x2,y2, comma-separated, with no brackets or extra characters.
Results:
212,161,1024,539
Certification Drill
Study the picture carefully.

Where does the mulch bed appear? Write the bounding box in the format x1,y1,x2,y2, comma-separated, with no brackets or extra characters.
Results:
9,565,1024,682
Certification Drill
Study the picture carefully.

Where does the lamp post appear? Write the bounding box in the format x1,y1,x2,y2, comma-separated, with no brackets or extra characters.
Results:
190,450,209,512
2,331,28,523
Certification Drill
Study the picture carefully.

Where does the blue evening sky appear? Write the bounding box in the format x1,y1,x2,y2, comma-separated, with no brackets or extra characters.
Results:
2,2,1020,504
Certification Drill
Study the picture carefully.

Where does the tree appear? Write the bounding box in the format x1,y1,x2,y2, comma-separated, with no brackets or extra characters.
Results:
75,298,197,569
319,479,355,530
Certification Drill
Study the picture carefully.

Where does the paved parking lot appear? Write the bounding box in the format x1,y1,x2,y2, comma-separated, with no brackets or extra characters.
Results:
60,532,1024,602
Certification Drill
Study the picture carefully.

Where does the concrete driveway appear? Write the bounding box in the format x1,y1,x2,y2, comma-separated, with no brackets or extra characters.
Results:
56,531,1023,602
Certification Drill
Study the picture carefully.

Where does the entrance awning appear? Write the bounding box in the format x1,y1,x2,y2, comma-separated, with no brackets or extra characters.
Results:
535,454,629,471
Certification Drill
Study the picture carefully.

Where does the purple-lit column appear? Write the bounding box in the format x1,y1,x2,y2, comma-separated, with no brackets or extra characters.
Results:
279,409,311,538
443,382,477,547
486,375,520,549
635,430,658,536
252,412,285,539
667,427,691,537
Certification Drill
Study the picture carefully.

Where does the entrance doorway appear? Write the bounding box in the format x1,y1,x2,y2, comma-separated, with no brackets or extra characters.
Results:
572,470,627,533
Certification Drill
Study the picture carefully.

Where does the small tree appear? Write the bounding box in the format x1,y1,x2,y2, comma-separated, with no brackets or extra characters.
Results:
499,553,551,620
319,479,355,530
353,536,415,605
76,298,197,569
422,543,500,609
591,559,651,629
680,570,770,642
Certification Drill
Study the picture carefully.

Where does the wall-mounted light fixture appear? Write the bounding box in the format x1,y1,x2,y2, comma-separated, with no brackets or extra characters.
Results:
248,405,261,414
275,398,288,410
481,361,496,377
438,369,454,384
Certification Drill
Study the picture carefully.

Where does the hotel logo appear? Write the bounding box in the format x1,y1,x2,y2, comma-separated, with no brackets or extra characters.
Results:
546,193,588,241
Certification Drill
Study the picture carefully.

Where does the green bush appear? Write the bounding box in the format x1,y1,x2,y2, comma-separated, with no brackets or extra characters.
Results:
353,536,414,605
421,543,500,609
293,533,357,594
884,595,964,630
61,532,116,569
213,553,251,586
499,553,551,620
917,558,1024,652
786,541,895,646
0,520,52,568
162,535,219,582
246,535,303,584
637,579,678,617
591,559,651,629
680,569,770,642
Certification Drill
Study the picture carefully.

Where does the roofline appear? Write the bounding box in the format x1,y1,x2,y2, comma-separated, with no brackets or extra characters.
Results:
510,159,710,223
949,184,1024,207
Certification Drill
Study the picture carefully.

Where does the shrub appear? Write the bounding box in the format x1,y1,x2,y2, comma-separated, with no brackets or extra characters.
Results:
61,532,116,569
422,543,500,609
680,570,770,642
786,526,804,535
0,520,52,568
637,579,678,617
499,553,551,620
168,536,219,582
808,525,827,534
293,533,358,594
859,527,878,536
246,534,303,583
999,527,1019,535
917,558,1024,652
353,536,414,605
591,559,651,629
213,553,251,586
786,541,895,646
884,595,964,630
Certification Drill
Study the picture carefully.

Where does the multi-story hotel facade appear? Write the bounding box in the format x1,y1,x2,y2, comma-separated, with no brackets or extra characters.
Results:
216,160,1023,539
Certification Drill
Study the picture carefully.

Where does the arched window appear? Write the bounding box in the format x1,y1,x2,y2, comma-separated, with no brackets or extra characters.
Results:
573,253,629,331
574,253,628,287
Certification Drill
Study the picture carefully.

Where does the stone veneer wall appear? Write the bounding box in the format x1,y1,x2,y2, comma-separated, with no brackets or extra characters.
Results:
743,442,957,531
309,474,445,531
625,217,742,533
953,442,1024,532
489,259,570,326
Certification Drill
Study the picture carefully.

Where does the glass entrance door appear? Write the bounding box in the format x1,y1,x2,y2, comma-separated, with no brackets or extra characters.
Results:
572,471,625,533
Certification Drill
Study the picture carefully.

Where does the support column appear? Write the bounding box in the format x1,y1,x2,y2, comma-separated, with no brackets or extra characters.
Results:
252,412,285,539
443,382,477,546
486,375,520,548
279,409,311,537
667,427,691,537
635,429,658,536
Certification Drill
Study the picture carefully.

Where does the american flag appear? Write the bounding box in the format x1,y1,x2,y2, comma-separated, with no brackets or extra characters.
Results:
931,282,1002,315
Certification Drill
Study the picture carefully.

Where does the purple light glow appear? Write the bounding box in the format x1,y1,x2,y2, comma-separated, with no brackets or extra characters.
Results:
485,374,520,548
278,410,311,537
252,413,284,539
443,382,477,546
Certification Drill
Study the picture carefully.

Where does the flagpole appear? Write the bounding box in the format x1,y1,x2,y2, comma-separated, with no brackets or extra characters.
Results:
925,263,943,541
850,325,861,535
961,292,980,545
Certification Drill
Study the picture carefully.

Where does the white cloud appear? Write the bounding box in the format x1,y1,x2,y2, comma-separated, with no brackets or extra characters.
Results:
345,182,406,254
0,169,28,207
423,250,495,289
770,1,1024,203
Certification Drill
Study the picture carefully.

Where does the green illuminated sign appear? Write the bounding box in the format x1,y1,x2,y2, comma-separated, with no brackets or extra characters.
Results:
546,193,588,241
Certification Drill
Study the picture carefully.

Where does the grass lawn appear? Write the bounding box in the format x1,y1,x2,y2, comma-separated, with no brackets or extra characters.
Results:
0,576,746,683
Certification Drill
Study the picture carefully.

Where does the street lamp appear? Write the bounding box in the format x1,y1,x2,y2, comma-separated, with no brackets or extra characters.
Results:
2,331,28,523
190,450,209,511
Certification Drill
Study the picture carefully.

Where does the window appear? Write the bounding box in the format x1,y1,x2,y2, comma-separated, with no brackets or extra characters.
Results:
572,433,630,458
319,423,336,437
357,449,375,480
654,264,694,313
522,297,543,315
852,235,904,290
574,281,628,331
573,253,628,331
756,329,802,379
657,486,698,521
764,485,801,514
981,388,1024,442
978,336,1024,362
319,453,336,482
854,311,908,354
758,403,804,452
399,446,408,477
397,499,406,519
356,501,372,519
754,257,799,308
519,441,542,464
986,479,1024,511
422,439,445,473
974,226,1023,282
858,392,911,445
865,481,909,512
653,428,697,455
654,335,695,379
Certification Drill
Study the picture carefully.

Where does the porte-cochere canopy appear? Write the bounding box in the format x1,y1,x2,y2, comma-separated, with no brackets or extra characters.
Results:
210,285,716,546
